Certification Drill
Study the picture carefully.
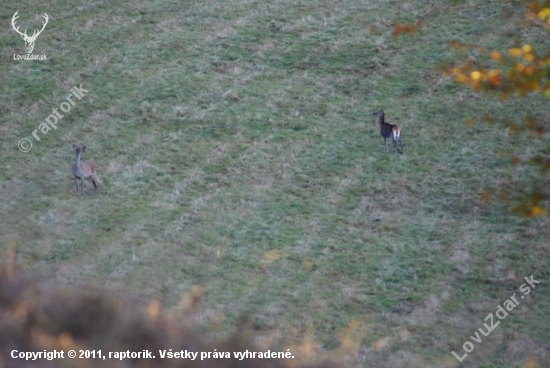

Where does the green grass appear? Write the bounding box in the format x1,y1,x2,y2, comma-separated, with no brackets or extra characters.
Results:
1,0,549,367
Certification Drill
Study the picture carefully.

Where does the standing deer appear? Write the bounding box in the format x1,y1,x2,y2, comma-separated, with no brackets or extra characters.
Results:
72,144,98,196
373,109,404,154
11,11,49,54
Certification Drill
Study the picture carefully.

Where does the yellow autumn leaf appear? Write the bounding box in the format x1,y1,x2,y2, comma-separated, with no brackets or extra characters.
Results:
516,63,526,72
178,285,203,310
538,8,550,20
531,206,548,217
509,48,522,57
522,44,533,53
456,74,468,83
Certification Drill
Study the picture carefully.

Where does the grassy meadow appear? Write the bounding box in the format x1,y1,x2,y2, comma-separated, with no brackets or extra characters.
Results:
1,0,549,366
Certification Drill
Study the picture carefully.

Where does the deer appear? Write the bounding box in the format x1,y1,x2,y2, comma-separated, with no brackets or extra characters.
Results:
373,109,404,154
11,11,49,54
72,144,98,197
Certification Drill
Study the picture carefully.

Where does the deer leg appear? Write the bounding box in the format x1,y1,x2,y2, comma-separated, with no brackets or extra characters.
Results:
75,178,79,195
383,137,387,152
399,138,405,154
88,177,98,196
88,178,95,196
392,137,397,154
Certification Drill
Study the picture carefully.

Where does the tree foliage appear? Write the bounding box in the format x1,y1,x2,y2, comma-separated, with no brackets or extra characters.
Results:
401,1,550,217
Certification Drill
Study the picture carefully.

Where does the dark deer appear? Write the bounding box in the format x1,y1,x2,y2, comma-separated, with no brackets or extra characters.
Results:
373,109,404,154
72,144,98,196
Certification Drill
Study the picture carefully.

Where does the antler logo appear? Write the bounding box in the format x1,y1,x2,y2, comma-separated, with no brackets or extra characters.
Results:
11,11,49,54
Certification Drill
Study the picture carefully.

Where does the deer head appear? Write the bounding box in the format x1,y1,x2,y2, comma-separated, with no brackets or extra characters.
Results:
372,109,384,118
11,11,49,54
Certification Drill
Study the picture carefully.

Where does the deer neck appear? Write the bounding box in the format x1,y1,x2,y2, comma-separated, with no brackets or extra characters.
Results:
74,152,81,168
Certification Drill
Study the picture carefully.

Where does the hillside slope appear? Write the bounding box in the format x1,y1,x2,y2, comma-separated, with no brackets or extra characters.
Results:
1,1,549,366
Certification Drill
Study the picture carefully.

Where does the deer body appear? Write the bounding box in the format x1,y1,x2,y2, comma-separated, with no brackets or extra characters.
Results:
373,109,404,154
72,144,98,196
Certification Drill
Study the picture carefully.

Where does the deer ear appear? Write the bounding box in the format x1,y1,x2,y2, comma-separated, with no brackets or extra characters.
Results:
82,146,86,151
72,144,77,149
